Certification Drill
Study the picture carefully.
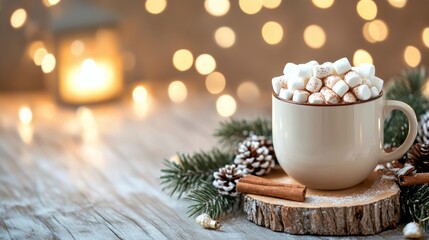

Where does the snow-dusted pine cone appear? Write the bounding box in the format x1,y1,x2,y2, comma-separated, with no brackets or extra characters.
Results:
212,164,244,197
417,111,429,144
407,143,429,173
234,135,275,176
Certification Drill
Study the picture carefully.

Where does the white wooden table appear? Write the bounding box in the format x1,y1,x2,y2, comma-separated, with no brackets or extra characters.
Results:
0,92,417,239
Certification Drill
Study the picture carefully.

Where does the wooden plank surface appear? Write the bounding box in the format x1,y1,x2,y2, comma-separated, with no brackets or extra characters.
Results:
0,92,421,239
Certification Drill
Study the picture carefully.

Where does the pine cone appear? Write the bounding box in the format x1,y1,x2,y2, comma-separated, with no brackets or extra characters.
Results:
234,135,275,176
407,143,429,173
417,111,429,144
212,164,244,197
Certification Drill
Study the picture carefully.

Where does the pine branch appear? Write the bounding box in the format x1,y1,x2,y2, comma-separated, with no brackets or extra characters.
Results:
384,67,429,147
185,181,241,218
401,185,429,231
213,118,272,151
160,148,233,198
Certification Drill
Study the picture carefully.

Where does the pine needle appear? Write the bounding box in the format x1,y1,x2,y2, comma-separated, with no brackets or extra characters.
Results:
185,181,241,218
213,118,272,152
160,148,233,198
401,185,429,231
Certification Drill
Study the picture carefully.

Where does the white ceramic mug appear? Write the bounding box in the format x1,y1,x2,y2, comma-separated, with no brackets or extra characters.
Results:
272,92,417,190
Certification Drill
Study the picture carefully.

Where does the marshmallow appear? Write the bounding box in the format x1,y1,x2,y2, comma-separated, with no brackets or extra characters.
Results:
292,90,310,103
333,58,352,75
308,92,325,104
322,88,340,104
272,76,287,94
357,63,375,80
305,77,323,93
372,76,384,93
344,70,363,88
332,80,350,97
403,222,422,239
283,62,299,76
320,86,330,95
353,85,371,101
370,86,379,98
297,64,313,79
323,75,341,89
288,76,305,91
362,78,372,87
278,88,294,100
313,64,333,79
306,60,319,67
342,92,357,103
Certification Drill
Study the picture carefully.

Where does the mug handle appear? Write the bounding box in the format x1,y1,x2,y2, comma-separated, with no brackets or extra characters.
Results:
379,100,418,164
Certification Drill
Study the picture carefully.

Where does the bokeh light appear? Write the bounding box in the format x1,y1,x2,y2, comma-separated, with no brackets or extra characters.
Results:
262,21,283,45
70,40,85,56
132,86,148,104
28,41,45,58
173,49,194,71
195,54,216,75
168,80,187,103
145,0,167,14
422,27,429,48
214,26,236,48
41,54,56,73
356,0,377,21
10,8,27,29
239,0,263,15
312,0,335,9
403,46,421,67
34,48,48,66
303,25,326,49
42,0,61,7
387,0,407,8
363,22,376,43
237,81,260,103
353,49,373,66
205,0,230,17
262,0,282,9
366,19,389,42
205,71,226,94
19,106,33,125
216,95,237,117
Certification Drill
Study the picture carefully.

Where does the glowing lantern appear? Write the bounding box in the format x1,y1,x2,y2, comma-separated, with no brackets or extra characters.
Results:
50,1,123,105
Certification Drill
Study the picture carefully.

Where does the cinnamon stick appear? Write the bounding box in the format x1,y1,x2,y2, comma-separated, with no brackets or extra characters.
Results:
239,175,305,188
236,176,306,202
399,173,429,186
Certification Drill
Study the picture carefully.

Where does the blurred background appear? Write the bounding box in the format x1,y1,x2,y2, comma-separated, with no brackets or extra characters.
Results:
0,0,428,118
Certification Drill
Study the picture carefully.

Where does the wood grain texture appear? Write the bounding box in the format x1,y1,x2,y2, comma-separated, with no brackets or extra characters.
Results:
243,169,400,235
0,92,422,239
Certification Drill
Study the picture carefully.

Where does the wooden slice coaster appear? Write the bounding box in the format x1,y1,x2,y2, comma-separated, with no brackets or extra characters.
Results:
243,168,400,235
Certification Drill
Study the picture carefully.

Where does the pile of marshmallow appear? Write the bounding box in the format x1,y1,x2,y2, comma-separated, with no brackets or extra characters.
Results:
272,58,384,104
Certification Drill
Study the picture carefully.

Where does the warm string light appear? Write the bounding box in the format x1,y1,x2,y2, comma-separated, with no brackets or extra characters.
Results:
132,85,150,118
41,54,56,73
145,0,167,14
33,48,48,66
239,0,263,15
214,27,236,48
43,0,62,7
363,19,389,43
18,106,33,144
216,95,237,117
356,0,377,21
168,80,187,103
303,25,326,49
403,46,421,67
312,0,335,9
261,0,282,9
10,8,27,29
19,106,33,125
353,49,373,66
195,54,216,75
205,71,226,94
387,0,407,8
422,28,429,48
262,21,283,45
237,81,260,103
205,0,230,17
173,49,194,71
